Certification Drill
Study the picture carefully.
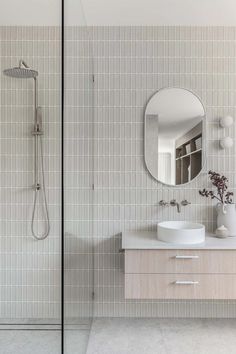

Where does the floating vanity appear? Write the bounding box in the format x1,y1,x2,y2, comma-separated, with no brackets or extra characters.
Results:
122,231,236,300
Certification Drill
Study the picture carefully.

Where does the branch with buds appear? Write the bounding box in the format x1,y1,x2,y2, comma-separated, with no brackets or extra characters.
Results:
199,170,233,204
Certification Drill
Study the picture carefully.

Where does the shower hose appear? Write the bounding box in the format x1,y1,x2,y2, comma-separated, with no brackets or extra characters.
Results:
31,134,50,240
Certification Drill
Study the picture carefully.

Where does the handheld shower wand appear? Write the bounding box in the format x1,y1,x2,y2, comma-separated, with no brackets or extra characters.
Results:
3,60,50,240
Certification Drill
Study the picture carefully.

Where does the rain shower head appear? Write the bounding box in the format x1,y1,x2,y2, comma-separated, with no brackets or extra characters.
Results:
3,60,38,79
3,67,38,79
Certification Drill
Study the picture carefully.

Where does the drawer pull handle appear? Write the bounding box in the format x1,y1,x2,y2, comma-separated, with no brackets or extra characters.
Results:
174,255,199,259
174,281,199,285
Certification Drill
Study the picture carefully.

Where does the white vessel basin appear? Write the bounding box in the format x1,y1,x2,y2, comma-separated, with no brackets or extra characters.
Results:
157,221,205,244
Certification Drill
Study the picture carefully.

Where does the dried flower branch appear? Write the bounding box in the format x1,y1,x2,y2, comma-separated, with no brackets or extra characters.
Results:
199,170,233,204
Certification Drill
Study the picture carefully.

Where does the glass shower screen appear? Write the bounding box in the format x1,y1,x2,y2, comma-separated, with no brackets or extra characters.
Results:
63,1,94,353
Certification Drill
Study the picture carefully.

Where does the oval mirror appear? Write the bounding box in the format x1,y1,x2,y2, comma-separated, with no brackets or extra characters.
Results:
144,88,205,186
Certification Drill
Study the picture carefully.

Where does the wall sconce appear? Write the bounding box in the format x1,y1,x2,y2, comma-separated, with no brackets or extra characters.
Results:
220,136,233,149
219,115,234,149
220,115,233,128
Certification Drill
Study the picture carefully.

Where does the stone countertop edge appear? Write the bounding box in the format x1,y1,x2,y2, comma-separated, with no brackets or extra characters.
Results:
122,231,236,250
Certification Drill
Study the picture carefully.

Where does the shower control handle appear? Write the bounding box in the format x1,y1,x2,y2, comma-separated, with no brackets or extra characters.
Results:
32,107,43,135
36,106,43,133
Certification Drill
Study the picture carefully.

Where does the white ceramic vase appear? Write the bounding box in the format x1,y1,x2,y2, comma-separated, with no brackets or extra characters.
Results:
216,203,236,237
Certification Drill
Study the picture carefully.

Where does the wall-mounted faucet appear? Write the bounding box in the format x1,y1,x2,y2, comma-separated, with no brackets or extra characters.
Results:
159,199,191,213
170,199,181,213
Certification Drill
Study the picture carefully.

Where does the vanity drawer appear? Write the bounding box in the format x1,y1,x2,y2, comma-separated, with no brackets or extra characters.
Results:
125,250,236,274
125,274,236,299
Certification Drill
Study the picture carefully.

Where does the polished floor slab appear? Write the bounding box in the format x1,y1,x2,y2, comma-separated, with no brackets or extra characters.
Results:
0,330,61,354
0,328,90,354
86,318,236,354
64,327,90,354
2,318,236,354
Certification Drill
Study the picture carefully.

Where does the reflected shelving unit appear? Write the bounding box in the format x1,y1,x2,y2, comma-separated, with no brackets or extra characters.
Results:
175,122,202,184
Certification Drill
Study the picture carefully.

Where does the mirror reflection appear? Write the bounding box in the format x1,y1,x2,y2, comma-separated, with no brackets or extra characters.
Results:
144,88,205,186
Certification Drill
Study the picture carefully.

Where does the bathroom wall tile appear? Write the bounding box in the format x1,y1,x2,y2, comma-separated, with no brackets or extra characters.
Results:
2,24,236,322
90,26,236,318
0,26,61,320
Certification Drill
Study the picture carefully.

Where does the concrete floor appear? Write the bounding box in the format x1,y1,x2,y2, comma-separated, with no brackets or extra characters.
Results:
0,330,61,354
86,318,236,354
0,324,90,354
1,319,236,354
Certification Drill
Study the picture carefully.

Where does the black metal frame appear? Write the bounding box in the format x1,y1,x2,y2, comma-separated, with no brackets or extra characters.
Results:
61,0,64,352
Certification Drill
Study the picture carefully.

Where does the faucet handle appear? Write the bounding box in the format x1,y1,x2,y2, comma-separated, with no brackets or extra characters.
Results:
159,200,169,206
181,199,191,206
170,199,177,206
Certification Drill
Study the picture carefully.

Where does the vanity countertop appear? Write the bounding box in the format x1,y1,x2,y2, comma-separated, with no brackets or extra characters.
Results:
122,231,236,250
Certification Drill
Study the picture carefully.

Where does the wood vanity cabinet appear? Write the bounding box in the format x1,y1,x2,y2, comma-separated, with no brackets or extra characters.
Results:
124,249,236,300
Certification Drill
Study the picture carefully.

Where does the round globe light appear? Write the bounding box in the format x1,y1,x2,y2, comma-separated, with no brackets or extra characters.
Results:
220,115,234,128
220,136,233,149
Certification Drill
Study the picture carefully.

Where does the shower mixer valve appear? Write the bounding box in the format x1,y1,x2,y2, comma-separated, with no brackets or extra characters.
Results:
32,107,43,135
33,183,41,191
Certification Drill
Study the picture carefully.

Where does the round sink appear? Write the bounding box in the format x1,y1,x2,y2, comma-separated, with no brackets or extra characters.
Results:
157,221,205,244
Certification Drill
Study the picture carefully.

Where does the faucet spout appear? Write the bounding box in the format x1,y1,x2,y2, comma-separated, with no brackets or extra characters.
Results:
170,199,181,213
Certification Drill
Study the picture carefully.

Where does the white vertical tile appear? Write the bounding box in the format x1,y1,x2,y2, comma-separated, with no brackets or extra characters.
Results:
0,26,61,320
91,26,236,318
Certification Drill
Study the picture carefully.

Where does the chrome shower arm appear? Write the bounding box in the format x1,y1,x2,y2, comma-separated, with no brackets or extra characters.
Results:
19,60,30,69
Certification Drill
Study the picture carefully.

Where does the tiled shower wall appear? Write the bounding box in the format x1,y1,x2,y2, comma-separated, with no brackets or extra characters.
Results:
91,26,236,317
1,25,236,321
0,26,94,321
0,27,61,319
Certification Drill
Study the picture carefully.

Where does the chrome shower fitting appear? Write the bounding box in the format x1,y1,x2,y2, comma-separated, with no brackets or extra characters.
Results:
3,60,50,241
32,107,43,136
3,60,38,79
